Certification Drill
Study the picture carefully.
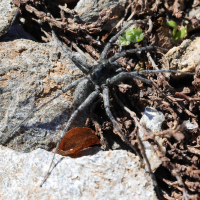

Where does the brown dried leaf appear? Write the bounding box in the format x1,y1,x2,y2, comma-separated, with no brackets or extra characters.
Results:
13,0,21,7
174,10,183,18
151,0,162,12
185,179,200,192
57,127,100,156
170,0,183,18
25,4,46,18
187,145,200,156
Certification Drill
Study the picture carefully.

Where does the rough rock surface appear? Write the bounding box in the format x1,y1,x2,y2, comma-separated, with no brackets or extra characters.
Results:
0,0,18,37
75,0,126,30
0,39,92,152
139,107,165,172
0,145,158,200
164,37,200,78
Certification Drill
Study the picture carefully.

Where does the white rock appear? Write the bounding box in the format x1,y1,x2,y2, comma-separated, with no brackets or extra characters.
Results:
184,120,198,130
140,107,165,133
0,145,158,200
139,107,165,172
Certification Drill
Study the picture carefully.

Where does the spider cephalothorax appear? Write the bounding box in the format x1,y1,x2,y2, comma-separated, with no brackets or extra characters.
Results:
89,60,118,85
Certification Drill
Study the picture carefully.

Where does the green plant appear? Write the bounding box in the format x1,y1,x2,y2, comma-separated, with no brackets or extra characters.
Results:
166,20,187,40
118,25,145,46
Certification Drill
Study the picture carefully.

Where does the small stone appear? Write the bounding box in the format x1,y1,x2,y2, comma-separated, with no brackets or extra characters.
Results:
184,120,198,130
139,107,165,172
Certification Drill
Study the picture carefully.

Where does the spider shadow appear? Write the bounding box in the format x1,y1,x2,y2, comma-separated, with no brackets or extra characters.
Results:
0,20,37,42
4,105,89,150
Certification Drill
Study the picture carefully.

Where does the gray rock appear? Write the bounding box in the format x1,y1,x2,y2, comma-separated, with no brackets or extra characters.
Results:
0,145,158,200
163,37,200,78
0,0,18,37
0,39,92,152
74,0,126,30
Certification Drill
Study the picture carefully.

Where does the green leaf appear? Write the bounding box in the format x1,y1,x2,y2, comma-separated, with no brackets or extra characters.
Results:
136,28,143,36
118,25,144,46
126,25,136,33
174,26,187,40
136,33,144,42
125,32,135,42
166,20,177,29
119,35,130,46
172,28,177,38
132,28,137,35
166,20,177,38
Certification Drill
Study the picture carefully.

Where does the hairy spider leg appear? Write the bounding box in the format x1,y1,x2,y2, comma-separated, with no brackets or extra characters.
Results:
134,69,195,76
52,30,93,70
102,85,141,158
40,89,100,186
108,46,168,63
108,70,195,85
108,71,152,85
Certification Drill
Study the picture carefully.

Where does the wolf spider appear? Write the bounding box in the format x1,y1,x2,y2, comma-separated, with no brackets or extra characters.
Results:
9,18,194,186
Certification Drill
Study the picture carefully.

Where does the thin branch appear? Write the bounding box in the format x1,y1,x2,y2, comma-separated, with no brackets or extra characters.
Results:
71,41,98,65
146,18,153,35
146,52,159,70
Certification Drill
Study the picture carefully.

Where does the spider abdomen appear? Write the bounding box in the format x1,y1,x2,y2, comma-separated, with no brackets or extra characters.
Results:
73,79,94,106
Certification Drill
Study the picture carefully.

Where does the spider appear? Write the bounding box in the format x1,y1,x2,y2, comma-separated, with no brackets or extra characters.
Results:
7,17,194,186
